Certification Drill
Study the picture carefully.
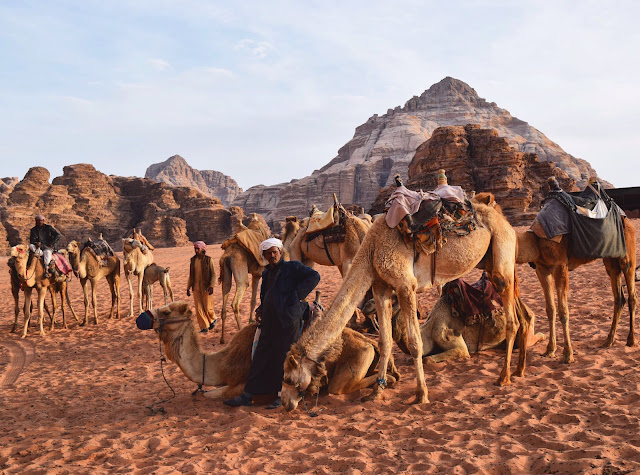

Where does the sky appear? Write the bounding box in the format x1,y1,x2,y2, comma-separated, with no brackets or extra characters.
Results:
1,0,638,190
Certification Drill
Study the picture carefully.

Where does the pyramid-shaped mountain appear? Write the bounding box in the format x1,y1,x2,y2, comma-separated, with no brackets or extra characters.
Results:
233,77,598,227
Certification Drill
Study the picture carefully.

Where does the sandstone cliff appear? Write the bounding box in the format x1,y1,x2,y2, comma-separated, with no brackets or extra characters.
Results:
145,155,242,207
369,125,576,225
0,164,234,254
233,77,599,227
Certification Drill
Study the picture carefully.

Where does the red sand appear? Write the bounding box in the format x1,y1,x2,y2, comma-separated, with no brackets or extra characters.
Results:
1,220,639,473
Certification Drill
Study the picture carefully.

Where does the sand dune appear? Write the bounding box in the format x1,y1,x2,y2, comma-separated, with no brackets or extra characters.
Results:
0,220,638,473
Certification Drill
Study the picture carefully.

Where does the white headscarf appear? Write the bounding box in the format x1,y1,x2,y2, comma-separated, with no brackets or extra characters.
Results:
259,237,283,253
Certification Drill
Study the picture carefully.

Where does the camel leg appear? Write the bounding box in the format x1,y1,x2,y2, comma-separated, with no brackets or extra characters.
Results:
37,287,47,337
513,297,532,377
21,288,33,338
362,282,394,402
425,324,470,363
162,281,169,306
91,280,99,325
553,265,573,364
167,278,174,303
59,287,68,329
137,274,145,314
602,258,625,348
107,275,118,319
11,287,20,333
496,284,518,385
49,287,58,331
230,273,248,329
328,343,376,394
113,270,120,319
398,284,428,404
247,274,260,327
65,287,80,323
80,279,90,326
536,264,558,358
623,257,637,347
220,286,232,345
126,271,134,317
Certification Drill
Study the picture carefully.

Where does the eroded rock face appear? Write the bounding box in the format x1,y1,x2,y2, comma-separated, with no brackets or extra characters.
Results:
233,76,600,228
145,155,242,207
369,125,576,225
0,164,233,253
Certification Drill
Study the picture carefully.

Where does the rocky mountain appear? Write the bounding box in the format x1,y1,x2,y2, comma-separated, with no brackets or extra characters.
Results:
145,155,242,207
233,77,599,228
0,164,235,254
370,124,576,225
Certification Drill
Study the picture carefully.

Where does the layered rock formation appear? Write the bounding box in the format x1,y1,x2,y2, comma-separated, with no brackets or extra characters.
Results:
0,164,234,254
233,77,599,228
370,125,576,224
145,155,242,207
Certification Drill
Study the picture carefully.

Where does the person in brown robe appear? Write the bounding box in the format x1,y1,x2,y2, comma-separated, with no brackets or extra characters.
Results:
186,241,217,333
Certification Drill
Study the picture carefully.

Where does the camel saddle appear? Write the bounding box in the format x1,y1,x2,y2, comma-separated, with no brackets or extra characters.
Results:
442,273,503,327
305,204,348,244
51,252,73,275
83,238,115,266
306,205,337,235
385,185,477,257
222,227,270,265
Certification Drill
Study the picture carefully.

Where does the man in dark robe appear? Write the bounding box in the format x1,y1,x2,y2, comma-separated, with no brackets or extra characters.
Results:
224,237,320,409
29,214,61,278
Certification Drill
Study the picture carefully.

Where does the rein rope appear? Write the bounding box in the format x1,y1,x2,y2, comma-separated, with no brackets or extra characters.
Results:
297,357,323,418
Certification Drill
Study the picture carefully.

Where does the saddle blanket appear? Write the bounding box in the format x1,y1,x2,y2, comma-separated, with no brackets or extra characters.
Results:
306,205,336,234
223,228,270,266
385,186,440,228
442,273,503,325
83,239,114,258
52,252,73,275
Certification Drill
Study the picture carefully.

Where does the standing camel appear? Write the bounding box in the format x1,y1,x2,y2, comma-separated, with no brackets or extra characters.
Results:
10,245,71,338
283,193,524,406
517,220,637,364
218,213,270,344
67,241,121,325
289,199,369,277
123,238,154,317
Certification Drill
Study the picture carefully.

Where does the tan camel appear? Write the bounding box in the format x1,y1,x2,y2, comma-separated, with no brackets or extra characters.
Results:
281,216,302,259
362,290,545,363
142,263,174,310
8,254,80,333
142,301,400,406
218,213,270,344
289,201,369,277
517,218,637,364
67,240,121,325
284,192,524,405
123,238,154,317
10,245,71,338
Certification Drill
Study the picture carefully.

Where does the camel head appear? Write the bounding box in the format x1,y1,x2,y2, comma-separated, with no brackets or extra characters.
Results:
136,301,192,332
10,245,29,276
67,240,80,255
282,344,316,412
10,244,28,259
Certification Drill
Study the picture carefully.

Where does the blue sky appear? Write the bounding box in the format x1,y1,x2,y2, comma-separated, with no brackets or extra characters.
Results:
1,1,638,190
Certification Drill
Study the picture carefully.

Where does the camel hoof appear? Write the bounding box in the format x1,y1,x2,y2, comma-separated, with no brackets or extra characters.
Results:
495,377,511,387
601,338,614,348
626,337,636,348
542,349,556,358
562,355,575,365
361,390,383,403
410,395,429,405
513,368,525,378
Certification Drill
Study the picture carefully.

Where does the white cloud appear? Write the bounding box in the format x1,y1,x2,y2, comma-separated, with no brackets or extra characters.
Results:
147,58,171,71
234,39,274,59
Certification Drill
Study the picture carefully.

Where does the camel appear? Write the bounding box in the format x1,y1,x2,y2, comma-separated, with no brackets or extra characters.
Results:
284,192,524,405
67,240,121,325
517,216,637,364
218,212,270,344
140,301,400,407
123,237,154,317
289,198,370,277
636,264,640,282
10,245,74,338
142,263,174,310
8,255,78,333
362,288,545,363
281,216,303,259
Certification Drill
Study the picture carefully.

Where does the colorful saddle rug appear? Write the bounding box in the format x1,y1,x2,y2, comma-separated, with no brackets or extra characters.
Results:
442,273,503,327
52,252,73,275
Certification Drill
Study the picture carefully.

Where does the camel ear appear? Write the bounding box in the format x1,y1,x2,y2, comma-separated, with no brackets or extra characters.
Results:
286,354,299,369
176,302,190,315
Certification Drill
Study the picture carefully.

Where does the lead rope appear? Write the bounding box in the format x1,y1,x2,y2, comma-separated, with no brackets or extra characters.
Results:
147,331,177,415
298,358,323,417
192,354,206,395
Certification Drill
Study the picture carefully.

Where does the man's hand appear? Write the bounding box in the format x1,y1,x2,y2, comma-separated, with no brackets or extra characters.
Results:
207,286,214,295
255,308,262,324
186,288,191,297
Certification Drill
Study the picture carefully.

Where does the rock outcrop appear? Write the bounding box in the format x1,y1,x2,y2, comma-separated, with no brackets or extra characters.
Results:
233,77,600,228
370,125,576,225
0,164,234,254
145,155,242,207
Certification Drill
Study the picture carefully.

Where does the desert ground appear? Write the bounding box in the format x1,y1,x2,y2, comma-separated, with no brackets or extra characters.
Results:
0,220,639,474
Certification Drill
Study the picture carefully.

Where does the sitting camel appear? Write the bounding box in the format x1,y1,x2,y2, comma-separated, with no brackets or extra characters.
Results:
142,263,174,310
123,235,154,317
283,191,525,406
517,211,637,364
67,240,121,325
289,195,369,277
139,301,399,405
10,245,72,338
362,287,545,363
218,210,270,344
